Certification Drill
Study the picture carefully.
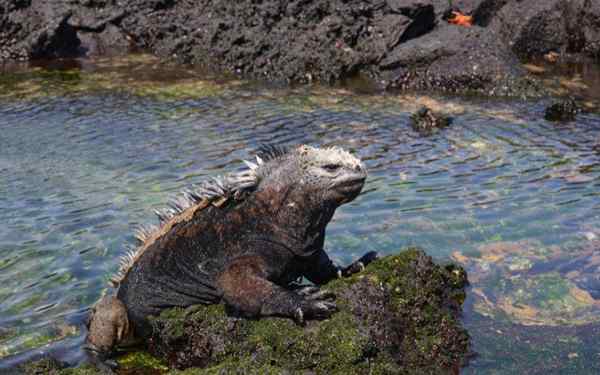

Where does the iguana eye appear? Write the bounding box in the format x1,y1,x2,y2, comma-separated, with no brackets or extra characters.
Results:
322,164,341,172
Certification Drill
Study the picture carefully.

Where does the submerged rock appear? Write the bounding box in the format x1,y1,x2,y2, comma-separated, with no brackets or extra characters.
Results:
453,240,600,326
544,98,580,122
22,248,469,374
410,106,452,135
19,357,67,375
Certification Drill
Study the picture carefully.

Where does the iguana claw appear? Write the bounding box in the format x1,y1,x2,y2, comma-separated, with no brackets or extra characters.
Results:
295,286,336,301
293,286,338,323
342,251,379,276
299,300,338,322
83,345,118,374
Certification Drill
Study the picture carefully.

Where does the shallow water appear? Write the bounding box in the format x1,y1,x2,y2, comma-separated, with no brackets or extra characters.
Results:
1,56,600,373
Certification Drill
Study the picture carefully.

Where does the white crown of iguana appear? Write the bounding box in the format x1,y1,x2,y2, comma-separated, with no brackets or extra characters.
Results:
110,144,361,286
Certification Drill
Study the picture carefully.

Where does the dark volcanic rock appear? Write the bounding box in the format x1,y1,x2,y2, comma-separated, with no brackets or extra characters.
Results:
499,0,581,59
0,1,76,61
410,106,452,135
119,0,437,84
19,357,67,375
379,22,536,96
17,252,469,374
431,0,483,19
0,0,127,61
2,0,599,94
544,97,580,122
581,1,600,58
143,248,470,373
486,0,600,60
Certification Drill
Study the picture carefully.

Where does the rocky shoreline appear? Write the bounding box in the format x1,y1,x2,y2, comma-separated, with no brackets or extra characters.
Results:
1,0,599,95
20,249,470,374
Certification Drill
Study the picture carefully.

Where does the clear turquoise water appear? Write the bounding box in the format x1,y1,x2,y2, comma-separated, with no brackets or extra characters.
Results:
1,59,600,372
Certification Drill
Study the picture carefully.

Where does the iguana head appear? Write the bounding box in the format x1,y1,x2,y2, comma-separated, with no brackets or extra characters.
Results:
254,144,367,207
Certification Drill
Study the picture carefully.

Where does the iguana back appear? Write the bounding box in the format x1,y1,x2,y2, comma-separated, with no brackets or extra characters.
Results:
85,144,377,372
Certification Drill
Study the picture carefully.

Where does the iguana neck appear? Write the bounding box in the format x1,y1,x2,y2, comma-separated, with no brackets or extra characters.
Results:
251,184,336,256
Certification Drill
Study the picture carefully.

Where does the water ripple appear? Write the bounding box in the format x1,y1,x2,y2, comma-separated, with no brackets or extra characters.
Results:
0,89,600,368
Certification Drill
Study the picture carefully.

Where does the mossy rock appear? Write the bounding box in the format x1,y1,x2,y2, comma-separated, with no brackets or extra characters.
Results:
409,106,452,135
36,248,468,375
145,248,469,374
19,357,67,375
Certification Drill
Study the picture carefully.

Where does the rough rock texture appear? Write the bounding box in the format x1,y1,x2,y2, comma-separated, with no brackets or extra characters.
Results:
410,106,452,135
18,248,470,374
378,22,535,96
19,357,67,375
142,248,470,374
117,0,438,84
2,0,599,94
544,97,580,122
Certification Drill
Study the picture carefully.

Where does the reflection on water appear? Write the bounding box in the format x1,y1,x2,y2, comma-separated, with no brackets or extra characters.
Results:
0,56,600,373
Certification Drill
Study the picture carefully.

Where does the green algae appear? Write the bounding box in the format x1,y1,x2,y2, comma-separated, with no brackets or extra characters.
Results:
492,273,598,326
27,352,167,375
463,309,600,375
58,366,102,375
151,305,371,373
242,311,367,373
48,249,467,374
21,357,68,375
22,360,102,375
117,351,169,373
133,249,468,374
0,323,80,359
453,240,600,326
131,81,226,101
0,54,242,102
0,327,18,357
20,332,56,350
5,294,44,315
340,250,469,371
153,307,189,339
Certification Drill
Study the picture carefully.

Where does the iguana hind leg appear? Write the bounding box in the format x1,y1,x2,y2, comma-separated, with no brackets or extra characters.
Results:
84,295,132,373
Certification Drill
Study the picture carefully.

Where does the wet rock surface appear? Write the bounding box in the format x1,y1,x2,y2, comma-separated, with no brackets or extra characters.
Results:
544,97,580,122
1,0,599,95
452,239,600,327
143,248,469,374
19,357,68,375
410,105,452,135
19,249,470,374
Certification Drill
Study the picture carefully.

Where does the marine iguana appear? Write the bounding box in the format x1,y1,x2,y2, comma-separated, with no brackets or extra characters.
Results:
85,144,377,371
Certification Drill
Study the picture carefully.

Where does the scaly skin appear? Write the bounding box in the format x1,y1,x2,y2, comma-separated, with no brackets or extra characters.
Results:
85,145,377,372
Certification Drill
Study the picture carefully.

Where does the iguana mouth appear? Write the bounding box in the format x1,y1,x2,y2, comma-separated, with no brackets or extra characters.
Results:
336,177,365,189
334,176,366,201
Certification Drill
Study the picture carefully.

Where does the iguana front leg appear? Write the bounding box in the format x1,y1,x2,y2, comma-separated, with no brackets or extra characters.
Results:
303,249,379,285
217,255,336,323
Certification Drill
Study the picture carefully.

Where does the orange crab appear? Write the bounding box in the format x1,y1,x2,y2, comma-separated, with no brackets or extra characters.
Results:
447,11,473,27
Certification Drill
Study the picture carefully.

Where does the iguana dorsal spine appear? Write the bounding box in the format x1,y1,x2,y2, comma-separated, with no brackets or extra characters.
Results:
110,145,292,286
